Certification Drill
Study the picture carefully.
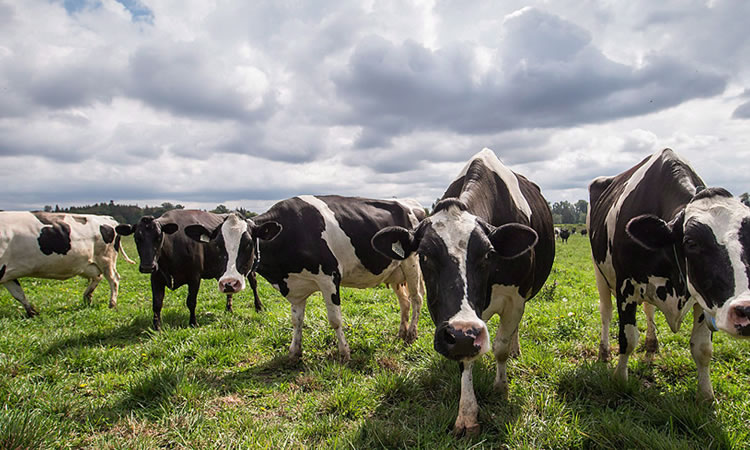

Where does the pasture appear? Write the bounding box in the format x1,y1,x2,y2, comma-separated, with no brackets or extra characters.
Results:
1,234,748,448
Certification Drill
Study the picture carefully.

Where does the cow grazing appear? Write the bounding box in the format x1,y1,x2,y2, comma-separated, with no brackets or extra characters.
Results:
115,210,269,330
0,212,134,316
185,196,425,361
580,228,587,236
372,148,554,435
559,228,571,243
588,148,750,402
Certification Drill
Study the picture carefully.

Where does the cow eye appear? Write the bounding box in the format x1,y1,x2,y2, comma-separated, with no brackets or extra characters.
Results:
684,238,699,252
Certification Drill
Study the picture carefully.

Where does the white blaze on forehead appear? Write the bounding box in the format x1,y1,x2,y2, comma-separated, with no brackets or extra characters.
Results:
686,195,750,312
220,214,249,284
456,148,532,220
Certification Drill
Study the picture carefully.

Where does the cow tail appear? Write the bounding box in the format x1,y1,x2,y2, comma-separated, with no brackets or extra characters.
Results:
115,234,136,264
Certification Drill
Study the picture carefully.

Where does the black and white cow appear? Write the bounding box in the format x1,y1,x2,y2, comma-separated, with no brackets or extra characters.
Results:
559,228,571,243
184,196,425,360
372,148,554,435
0,211,134,316
588,148,750,402
115,210,273,330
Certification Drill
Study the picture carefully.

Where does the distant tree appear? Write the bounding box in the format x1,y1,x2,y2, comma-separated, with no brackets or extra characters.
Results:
43,205,52,212
575,199,588,223
211,204,230,214
551,201,577,224
740,192,750,207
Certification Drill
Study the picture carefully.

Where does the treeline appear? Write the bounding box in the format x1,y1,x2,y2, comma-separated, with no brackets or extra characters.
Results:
45,201,256,225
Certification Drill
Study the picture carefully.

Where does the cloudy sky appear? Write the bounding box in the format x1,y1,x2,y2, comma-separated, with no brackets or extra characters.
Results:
2,0,750,213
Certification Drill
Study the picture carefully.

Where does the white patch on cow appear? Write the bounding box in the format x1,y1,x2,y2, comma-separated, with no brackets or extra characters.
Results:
298,195,401,288
685,194,750,335
218,214,248,291
645,275,695,333
455,148,532,220
432,205,491,356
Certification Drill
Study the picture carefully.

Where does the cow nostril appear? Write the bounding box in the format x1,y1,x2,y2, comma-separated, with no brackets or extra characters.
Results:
736,306,750,319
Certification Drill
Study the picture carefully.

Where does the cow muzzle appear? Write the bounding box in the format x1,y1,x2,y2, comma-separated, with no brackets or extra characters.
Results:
728,299,750,337
219,278,244,294
139,263,156,273
434,322,489,360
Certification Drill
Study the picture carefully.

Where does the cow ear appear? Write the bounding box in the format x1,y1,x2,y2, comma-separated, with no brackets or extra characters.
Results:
488,223,538,259
252,221,282,241
627,211,683,250
161,223,179,235
372,226,418,260
184,224,212,243
115,224,134,236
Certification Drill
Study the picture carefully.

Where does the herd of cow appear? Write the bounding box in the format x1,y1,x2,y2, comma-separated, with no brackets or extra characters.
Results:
1,147,748,435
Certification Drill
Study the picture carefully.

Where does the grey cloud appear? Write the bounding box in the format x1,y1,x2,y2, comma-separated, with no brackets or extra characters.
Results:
334,8,727,147
732,100,750,119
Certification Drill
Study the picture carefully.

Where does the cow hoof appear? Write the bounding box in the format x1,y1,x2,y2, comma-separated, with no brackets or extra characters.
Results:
288,352,302,364
189,322,198,328
153,321,162,331
493,380,509,398
109,302,117,309
597,346,610,362
339,352,351,363
452,422,481,437
226,305,233,313
26,307,39,318
254,304,263,313
696,390,715,405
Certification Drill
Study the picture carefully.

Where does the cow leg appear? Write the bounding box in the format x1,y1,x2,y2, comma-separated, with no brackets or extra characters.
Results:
691,303,714,403
225,294,233,313
401,254,423,344
151,275,166,331
643,302,658,360
614,283,639,383
101,263,120,309
186,281,199,327
453,361,480,436
509,329,521,358
3,280,38,317
288,296,307,361
594,265,613,361
248,272,263,312
493,295,525,397
320,277,350,362
82,275,102,306
391,283,411,342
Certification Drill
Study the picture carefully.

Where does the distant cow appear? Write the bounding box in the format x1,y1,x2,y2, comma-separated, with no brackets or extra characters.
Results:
588,148,750,402
0,212,134,316
185,196,425,361
373,148,554,435
559,228,571,243
115,210,271,330
580,228,587,236
554,227,561,238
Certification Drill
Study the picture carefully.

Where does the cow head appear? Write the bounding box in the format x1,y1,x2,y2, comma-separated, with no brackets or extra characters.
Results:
115,216,178,273
628,187,750,337
184,213,281,294
372,200,538,361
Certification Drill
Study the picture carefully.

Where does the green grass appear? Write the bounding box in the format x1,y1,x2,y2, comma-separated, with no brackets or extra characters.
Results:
0,234,748,448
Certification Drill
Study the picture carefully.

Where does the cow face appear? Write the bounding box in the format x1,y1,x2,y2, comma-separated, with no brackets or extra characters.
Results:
628,188,750,337
115,216,178,273
184,214,281,294
373,202,538,361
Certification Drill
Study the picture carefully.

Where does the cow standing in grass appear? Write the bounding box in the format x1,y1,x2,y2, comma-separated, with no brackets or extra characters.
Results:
185,196,425,361
372,148,554,435
588,148,750,402
115,210,274,330
0,212,134,316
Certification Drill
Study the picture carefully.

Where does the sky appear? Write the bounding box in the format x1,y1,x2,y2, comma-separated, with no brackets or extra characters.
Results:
2,0,750,213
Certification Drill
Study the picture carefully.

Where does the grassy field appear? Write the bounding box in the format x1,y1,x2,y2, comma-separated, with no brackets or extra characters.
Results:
1,234,748,448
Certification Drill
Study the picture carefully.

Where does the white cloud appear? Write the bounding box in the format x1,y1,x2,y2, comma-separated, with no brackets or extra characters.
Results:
1,0,750,215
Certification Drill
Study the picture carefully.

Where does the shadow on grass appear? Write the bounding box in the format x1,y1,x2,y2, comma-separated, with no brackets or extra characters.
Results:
555,361,729,448
349,356,524,448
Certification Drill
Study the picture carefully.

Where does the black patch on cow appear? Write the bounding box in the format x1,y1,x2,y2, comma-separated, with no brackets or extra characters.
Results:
622,279,635,299
331,270,342,306
684,221,735,309
0,264,5,282
655,280,674,302
254,197,338,292
433,198,468,213
72,216,88,225
100,225,115,244
739,218,750,291
37,220,72,255
321,196,415,276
